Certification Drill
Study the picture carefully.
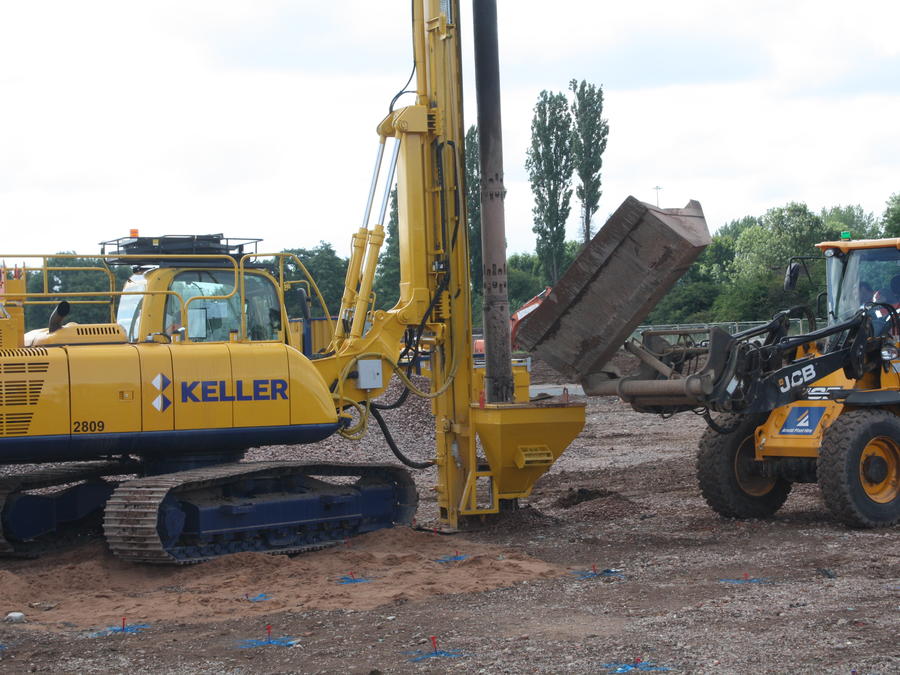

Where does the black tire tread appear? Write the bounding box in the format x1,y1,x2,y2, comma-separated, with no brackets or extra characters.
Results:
697,413,791,519
818,409,900,528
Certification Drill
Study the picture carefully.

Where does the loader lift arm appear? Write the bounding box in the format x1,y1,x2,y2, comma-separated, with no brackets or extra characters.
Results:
594,306,893,417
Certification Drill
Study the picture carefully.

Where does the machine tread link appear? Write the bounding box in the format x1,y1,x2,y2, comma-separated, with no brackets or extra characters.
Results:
103,461,417,564
0,460,140,556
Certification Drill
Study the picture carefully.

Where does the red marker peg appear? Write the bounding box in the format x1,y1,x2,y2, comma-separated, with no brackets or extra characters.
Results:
743,572,750,580
635,657,642,664
592,564,598,574
122,617,126,631
433,527,438,537
430,635,438,653
266,624,272,640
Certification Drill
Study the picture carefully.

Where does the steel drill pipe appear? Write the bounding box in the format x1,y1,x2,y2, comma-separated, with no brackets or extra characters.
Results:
473,0,514,403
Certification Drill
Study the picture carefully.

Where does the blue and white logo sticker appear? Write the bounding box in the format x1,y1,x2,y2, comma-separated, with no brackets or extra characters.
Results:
779,406,826,435
151,372,172,412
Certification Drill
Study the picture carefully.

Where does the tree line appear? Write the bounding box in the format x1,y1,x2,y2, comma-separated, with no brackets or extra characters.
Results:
18,191,900,332
648,197,900,324
16,68,900,332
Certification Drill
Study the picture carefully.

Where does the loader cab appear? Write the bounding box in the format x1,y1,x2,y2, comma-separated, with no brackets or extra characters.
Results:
820,240,900,325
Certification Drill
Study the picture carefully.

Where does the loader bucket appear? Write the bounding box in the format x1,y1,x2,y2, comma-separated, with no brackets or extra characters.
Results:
515,196,710,382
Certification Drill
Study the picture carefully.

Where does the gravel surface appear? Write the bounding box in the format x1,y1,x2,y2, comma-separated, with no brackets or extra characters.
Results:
0,359,898,673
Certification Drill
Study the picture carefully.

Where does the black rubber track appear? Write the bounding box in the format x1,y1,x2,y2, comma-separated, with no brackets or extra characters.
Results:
697,413,791,519
818,409,900,528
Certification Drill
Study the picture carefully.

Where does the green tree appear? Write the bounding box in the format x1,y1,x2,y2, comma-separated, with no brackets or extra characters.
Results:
373,188,400,310
646,280,720,324
569,79,609,244
464,125,483,296
694,216,758,284
712,203,831,321
882,193,900,237
506,252,544,310
560,240,582,277
526,90,574,285
282,242,347,318
732,203,827,280
711,275,786,323
821,204,880,239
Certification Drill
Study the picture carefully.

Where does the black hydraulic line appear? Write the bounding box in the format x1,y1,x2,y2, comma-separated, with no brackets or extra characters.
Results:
703,411,743,435
370,406,434,469
445,140,462,248
373,385,411,411
435,141,449,253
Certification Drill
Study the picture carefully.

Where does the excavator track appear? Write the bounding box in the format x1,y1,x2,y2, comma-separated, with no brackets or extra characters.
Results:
0,460,139,557
103,461,417,564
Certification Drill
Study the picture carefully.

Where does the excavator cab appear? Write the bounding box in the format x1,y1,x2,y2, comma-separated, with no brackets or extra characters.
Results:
115,268,284,343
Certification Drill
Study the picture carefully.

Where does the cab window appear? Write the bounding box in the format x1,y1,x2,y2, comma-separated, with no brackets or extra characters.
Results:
116,275,147,342
165,270,281,342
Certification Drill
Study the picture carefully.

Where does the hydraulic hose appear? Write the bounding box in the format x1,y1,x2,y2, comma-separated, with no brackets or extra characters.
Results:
370,406,434,469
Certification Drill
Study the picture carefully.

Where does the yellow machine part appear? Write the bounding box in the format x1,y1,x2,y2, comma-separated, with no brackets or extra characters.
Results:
756,365,900,459
0,346,68,438
471,363,531,403
3,341,336,442
0,277,25,350
68,345,142,434
458,401,585,513
288,318,335,355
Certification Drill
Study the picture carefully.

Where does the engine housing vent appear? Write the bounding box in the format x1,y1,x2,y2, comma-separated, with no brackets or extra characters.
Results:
0,412,33,436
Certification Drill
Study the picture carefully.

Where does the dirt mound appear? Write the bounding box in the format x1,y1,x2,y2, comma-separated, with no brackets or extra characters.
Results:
0,528,562,629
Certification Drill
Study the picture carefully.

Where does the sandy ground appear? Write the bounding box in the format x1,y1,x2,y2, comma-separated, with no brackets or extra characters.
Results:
0,359,898,673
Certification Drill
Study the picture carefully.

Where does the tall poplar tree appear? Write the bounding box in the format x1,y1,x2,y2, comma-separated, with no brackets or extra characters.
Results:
526,90,574,285
569,79,609,244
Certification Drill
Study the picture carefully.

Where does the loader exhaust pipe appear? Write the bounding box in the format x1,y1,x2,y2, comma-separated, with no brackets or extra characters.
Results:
48,301,70,333
473,0,514,403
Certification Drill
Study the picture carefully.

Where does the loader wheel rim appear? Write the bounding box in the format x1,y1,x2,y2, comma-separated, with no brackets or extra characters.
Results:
734,434,776,497
858,436,900,504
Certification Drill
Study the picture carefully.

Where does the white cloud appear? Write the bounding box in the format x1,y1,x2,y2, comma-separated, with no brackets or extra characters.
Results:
0,0,898,262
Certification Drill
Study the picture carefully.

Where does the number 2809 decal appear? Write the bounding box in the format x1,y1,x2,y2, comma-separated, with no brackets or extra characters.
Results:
73,420,105,433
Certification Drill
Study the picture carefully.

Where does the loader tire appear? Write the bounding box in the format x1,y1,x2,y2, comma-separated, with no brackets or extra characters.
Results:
697,414,791,519
818,409,900,528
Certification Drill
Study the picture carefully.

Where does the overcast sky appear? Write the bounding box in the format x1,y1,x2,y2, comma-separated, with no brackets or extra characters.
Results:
1,1,899,259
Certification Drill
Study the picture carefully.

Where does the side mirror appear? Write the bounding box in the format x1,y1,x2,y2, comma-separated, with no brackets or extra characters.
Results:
784,262,801,291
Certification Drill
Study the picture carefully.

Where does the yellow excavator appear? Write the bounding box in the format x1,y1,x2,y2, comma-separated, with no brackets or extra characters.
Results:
0,0,585,563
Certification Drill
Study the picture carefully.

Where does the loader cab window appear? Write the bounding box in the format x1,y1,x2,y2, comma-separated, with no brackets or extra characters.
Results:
164,270,281,342
827,247,900,323
116,275,147,342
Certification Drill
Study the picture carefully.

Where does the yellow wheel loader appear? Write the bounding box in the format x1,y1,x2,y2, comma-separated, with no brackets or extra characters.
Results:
595,236,900,527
